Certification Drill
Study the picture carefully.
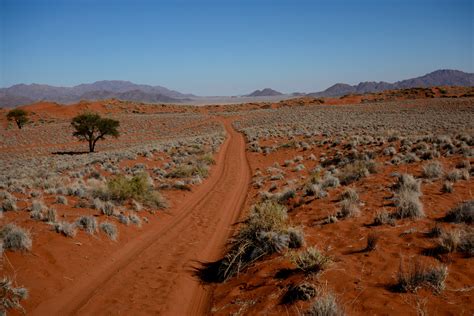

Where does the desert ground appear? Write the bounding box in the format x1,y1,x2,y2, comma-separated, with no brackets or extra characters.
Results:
1,87,473,315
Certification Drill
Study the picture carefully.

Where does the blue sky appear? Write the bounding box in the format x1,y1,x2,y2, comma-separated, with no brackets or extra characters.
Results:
0,0,472,95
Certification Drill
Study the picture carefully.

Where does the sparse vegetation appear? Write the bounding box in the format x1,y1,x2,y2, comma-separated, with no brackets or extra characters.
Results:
290,247,332,273
394,261,447,293
0,224,32,251
0,277,28,315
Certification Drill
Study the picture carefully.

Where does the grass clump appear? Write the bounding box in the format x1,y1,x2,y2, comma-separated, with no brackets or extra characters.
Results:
290,247,332,274
305,293,344,316
0,277,28,315
365,232,379,251
76,216,98,234
207,201,302,281
100,222,118,241
373,210,395,226
167,164,209,179
395,190,424,219
282,282,317,304
422,161,444,179
394,261,447,293
443,200,473,224
54,221,77,238
337,160,376,185
101,172,167,209
0,224,32,251
392,174,424,219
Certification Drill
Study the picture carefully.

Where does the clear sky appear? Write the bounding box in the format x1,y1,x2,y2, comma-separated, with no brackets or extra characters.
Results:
0,0,472,95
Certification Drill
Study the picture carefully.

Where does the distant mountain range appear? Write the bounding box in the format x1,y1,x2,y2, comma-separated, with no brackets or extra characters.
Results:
245,88,283,97
0,69,473,107
0,80,194,107
307,69,474,97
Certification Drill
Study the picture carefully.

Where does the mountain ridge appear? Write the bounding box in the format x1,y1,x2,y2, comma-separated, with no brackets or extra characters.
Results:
308,69,474,97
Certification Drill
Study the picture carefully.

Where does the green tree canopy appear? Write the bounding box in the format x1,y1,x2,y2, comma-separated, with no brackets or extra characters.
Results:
7,109,29,129
71,113,119,153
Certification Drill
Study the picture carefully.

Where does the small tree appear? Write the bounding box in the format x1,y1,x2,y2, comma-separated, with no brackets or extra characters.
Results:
7,109,29,129
71,113,119,153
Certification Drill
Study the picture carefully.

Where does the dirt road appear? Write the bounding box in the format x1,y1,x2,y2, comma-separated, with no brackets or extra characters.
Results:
32,119,250,315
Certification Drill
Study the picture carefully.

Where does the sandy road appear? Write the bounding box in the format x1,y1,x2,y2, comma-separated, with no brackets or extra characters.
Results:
32,118,250,315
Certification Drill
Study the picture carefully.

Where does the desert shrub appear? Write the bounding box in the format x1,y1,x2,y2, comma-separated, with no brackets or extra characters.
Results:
211,201,301,281
167,164,209,178
44,208,57,223
441,181,453,193
338,199,360,218
55,195,68,205
394,190,424,219
118,214,130,225
394,261,447,293
365,232,379,251
54,221,77,238
101,173,167,209
337,160,375,185
76,216,98,234
444,200,473,223
445,169,462,182
391,174,421,195
282,282,317,304
0,224,32,251
373,210,395,226
100,201,115,216
1,198,17,212
290,247,331,273
305,184,327,199
100,222,118,241
129,214,142,227
339,188,358,202
427,224,443,238
458,229,474,257
30,200,45,213
436,230,460,253
0,277,28,315
287,227,305,248
422,161,444,179
277,188,296,203
305,293,344,316
198,153,215,165
321,174,340,189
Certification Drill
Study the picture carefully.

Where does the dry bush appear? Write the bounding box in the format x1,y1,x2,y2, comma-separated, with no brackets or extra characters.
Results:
395,190,424,219
394,261,447,293
54,221,77,238
0,224,32,251
282,282,317,304
441,181,453,193
373,210,395,226
365,232,379,251
422,161,444,179
76,216,98,234
305,293,344,316
100,222,118,241
444,200,473,223
391,174,421,195
337,160,375,185
207,201,303,281
0,277,28,315
290,247,332,273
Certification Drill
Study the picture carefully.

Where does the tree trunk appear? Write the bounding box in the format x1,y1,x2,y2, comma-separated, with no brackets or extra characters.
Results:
89,139,95,152
16,120,22,129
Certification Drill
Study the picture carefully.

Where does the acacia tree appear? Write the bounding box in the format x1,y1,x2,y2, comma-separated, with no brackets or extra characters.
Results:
7,109,29,129
71,113,119,153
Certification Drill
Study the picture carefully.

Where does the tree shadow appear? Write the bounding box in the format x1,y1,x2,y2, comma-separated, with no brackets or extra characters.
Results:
52,151,90,155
